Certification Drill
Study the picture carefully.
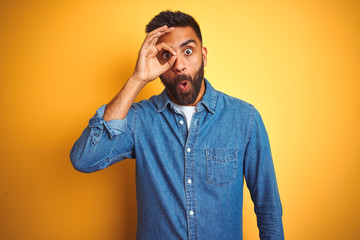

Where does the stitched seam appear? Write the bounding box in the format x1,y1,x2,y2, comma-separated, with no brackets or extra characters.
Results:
247,105,256,143
108,150,134,162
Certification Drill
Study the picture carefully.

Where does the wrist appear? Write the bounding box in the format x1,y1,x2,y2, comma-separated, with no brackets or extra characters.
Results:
129,74,148,88
125,75,149,96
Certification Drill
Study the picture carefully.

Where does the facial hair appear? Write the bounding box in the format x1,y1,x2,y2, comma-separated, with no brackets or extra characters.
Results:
160,59,204,105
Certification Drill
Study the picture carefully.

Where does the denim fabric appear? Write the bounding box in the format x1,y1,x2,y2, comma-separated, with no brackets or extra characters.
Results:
70,79,284,240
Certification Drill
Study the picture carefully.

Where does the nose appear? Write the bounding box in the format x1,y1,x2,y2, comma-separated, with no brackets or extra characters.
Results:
172,55,186,73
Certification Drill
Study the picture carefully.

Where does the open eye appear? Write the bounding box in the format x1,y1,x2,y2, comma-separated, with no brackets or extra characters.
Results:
184,49,193,55
162,52,172,59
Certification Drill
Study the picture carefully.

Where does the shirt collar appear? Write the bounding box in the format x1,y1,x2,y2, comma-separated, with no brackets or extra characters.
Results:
155,78,217,114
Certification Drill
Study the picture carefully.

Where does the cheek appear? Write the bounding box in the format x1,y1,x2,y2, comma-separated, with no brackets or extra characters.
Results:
188,56,202,71
160,69,174,81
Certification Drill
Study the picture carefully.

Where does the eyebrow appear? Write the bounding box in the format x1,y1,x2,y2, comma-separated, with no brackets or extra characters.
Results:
180,39,197,48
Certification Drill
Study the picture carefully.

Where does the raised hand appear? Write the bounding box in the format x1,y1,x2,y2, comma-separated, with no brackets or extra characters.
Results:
132,25,177,83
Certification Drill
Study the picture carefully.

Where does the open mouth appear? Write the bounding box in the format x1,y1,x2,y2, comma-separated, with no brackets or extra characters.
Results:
178,81,190,91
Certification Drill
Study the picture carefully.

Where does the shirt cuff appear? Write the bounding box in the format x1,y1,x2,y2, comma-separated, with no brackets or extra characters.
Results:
88,105,127,138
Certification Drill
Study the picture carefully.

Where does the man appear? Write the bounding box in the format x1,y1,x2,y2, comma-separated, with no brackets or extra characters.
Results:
70,10,284,240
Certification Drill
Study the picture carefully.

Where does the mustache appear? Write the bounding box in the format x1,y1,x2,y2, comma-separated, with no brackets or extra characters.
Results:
174,74,192,84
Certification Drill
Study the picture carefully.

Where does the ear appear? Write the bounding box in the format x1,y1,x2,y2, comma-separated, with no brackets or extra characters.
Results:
202,46,208,67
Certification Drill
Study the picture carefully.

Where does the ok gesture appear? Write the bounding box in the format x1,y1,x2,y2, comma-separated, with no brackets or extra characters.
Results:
132,25,177,83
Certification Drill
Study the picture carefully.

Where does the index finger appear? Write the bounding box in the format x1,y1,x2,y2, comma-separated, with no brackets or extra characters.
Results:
147,25,174,39
143,26,174,48
155,42,176,56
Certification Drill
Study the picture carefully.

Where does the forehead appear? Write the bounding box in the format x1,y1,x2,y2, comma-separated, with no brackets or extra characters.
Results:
157,26,200,47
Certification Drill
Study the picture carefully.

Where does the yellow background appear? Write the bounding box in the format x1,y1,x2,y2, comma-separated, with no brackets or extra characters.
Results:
1,0,359,239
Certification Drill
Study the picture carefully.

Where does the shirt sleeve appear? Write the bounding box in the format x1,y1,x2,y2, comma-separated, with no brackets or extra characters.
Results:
70,104,136,173
243,106,284,240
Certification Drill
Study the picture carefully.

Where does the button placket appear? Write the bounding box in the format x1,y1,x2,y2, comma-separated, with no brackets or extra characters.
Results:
183,112,200,240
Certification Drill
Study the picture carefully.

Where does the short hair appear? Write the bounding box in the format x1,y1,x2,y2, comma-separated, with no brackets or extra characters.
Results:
145,10,203,43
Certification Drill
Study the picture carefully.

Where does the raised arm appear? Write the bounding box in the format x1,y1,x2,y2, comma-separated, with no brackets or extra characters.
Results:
70,25,177,173
103,25,177,121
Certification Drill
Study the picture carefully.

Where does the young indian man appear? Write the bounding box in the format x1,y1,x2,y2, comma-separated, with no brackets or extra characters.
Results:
70,10,284,240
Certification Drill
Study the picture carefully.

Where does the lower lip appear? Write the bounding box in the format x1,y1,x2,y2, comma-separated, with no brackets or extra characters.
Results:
178,82,190,91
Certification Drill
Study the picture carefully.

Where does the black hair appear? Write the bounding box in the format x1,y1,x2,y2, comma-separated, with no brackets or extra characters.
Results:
145,10,202,43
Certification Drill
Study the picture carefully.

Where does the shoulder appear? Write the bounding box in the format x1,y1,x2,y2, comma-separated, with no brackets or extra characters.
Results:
215,90,267,140
215,90,265,131
215,90,256,115
130,93,163,113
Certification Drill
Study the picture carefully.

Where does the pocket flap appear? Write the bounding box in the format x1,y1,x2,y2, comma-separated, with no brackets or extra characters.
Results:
206,148,238,163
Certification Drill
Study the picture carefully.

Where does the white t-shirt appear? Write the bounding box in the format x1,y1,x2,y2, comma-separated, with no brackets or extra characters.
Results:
170,102,197,130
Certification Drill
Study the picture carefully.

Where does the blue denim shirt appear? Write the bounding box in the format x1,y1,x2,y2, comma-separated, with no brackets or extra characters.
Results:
70,79,284,240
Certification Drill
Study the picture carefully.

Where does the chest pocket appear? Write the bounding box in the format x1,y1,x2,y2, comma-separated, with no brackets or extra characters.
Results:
206,148,238,186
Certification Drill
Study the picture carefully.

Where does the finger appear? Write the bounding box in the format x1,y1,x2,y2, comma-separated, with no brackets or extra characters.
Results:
147,25,169,38
155,42,176,56
156,26,174,37
149,33,161,46
164,27,175,34
144,25,174,45
142,31,160,47
145,26,174,47
145,26,167,43
162,55,177,71
140,27,175,55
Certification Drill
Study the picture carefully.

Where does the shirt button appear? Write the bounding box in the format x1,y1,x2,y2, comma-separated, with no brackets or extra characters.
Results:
189,210,194,216
187,147,191,153
187,179,192,184
179,120,184,125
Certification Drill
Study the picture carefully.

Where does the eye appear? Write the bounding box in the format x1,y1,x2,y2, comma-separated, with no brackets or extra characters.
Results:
162,52,172,59
184,49,193,55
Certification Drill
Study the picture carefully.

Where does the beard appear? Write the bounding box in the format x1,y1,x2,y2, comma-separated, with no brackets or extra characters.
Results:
160,59,204,105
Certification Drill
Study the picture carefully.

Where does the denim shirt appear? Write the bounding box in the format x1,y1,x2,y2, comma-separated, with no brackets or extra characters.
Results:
70,79,284,240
